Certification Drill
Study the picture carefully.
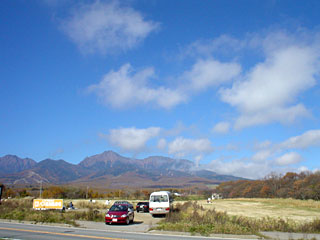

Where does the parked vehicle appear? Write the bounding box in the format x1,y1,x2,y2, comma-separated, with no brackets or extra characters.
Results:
149,191,173,217
105,204,134,225
136,202,149,212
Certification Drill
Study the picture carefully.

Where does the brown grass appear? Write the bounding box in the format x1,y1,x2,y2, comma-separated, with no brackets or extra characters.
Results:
157,201,320,236
196,198,320,223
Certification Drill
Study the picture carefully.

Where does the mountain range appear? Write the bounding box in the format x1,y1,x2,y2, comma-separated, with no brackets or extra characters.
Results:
0,151,243,188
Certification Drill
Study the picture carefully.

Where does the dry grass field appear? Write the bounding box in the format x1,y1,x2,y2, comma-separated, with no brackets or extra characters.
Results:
70,197,320,224
1,197,320,235
198,198,320,223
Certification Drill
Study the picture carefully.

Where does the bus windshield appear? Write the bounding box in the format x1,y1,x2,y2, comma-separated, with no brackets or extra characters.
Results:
150,195,168,202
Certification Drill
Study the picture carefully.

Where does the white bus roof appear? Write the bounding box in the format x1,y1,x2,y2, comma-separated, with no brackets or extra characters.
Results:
150,191,171,195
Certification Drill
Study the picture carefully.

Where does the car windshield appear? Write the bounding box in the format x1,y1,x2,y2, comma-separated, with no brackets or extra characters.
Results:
150,195,168,202
109,205,128,211
114,201,129,204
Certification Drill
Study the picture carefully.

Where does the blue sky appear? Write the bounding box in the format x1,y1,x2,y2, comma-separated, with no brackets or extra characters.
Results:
1,0,320,179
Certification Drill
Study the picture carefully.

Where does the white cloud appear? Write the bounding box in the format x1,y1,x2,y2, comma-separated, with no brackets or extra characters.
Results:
279,129,320,149
275,152,303,166
60,1,159,54
87,58,240,110
233,104,309,129
241,129,320,175
220,44,319,129
253,129,320,154
168,137,213,159
157,138,167,150
252,150,272,162
199,128,320,179
204,158,272,179
212,121,230,134
87,64,186,109
107,127,161,152
184,35,245,58
254,140,272,150
182,59,241,92
298,166,309,172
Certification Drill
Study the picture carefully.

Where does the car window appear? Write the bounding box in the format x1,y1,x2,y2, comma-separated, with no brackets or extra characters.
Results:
109,205,128,211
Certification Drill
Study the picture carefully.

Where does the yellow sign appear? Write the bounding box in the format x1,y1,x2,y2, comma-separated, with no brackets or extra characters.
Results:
33,199,63,210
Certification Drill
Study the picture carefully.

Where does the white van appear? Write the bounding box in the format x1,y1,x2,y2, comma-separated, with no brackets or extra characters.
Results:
149,191,173,216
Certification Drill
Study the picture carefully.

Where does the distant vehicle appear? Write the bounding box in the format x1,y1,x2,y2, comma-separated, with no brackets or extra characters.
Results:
149,191,173,217
136,202,149,213
105,204,134,225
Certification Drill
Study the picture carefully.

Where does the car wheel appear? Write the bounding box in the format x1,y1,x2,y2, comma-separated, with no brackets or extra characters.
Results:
136,209,139,213
126,217,130,225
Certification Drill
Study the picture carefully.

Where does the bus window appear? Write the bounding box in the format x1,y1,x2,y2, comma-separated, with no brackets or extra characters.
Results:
150,195,168,202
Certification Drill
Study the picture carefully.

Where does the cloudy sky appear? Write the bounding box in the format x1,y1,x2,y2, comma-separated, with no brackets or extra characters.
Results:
1,0,320,179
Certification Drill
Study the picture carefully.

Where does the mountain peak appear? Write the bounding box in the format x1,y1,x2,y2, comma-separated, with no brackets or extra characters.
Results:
79,150,131,169
0,155,37,174
101,150,121,157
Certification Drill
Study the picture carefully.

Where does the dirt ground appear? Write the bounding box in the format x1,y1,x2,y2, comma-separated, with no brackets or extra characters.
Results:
134,211,163,226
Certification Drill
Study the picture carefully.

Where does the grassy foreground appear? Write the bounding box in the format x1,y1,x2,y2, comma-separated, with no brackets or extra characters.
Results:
0,199,105,226
156,201,320,236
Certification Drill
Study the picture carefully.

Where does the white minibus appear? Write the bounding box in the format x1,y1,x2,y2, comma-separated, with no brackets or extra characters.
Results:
149,191,173,216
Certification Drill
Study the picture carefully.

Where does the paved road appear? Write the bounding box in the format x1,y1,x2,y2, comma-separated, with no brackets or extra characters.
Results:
0,221,248,240
1,221,320,240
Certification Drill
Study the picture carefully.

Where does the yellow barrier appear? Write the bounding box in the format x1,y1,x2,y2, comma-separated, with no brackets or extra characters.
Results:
33,199,63,210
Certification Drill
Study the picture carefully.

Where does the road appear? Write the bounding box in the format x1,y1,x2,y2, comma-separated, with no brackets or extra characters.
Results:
0,221,247,240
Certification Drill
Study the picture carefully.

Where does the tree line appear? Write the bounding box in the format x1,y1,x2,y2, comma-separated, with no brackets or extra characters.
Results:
0,184,211,200
1,186,152,200
216,171,320,200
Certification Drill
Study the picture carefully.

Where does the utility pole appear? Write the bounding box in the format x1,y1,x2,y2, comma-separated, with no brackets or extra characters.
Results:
0,184,4,205
40,181,42,198
86,186,89,199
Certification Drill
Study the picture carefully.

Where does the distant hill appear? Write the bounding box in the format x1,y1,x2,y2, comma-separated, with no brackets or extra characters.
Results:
0,151,245,188
0,158,90,185
0,155,36,174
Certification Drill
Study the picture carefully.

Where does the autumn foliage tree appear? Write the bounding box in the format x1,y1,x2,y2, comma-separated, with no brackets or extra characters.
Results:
216,171,320,200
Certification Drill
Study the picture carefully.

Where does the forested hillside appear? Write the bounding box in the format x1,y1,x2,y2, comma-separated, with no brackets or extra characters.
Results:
217,171,320,200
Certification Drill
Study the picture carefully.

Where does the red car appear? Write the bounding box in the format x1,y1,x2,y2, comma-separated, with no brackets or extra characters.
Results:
105,204,134,225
